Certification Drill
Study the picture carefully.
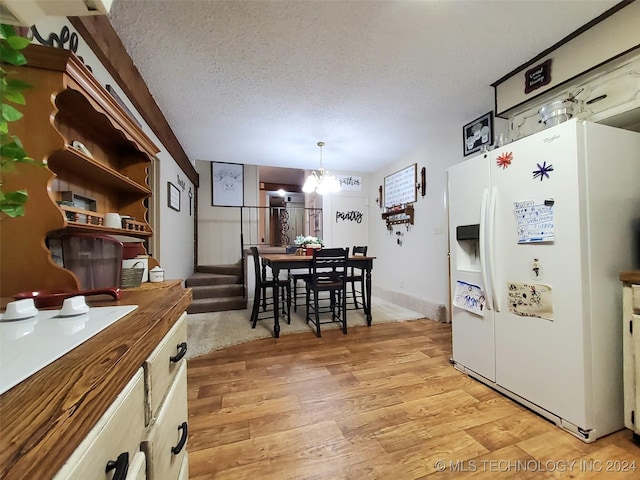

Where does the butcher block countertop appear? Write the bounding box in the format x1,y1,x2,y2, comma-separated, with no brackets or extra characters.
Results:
0,280,192,480
620,271,640,284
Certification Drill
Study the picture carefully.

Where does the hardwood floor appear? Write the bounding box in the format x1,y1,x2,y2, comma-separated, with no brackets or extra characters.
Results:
186,319,640,479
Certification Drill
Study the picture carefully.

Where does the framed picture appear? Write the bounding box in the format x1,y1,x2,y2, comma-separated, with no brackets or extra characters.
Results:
168,182,180,212
463,111,493,156
384,163,417,208
211,162,244,207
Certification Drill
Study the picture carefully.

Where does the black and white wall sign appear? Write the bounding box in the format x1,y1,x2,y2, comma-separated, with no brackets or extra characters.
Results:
524,59,552,94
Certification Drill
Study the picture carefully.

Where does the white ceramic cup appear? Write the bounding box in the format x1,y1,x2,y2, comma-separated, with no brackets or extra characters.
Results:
104,212,122,229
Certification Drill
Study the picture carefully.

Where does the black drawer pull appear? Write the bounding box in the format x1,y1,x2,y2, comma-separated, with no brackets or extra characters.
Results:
170,342,187,363
105,452,129,480
171,421,188,455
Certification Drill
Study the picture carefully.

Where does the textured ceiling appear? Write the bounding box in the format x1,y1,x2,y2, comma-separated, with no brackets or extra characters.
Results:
108,0,620,173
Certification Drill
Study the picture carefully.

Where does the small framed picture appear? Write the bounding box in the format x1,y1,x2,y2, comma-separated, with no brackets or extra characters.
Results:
168,182,181,212
463,111,493,156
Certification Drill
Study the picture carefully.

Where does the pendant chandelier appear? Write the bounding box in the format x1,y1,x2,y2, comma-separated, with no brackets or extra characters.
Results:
302,141,341,195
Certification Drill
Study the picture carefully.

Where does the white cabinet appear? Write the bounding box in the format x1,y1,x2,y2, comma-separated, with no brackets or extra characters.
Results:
144,312,188,423
508,53,640,141
622,272,640,442
142,312,189,480
129,452,148,480
53,369,146,480
52,312,189,479
141,362,189,480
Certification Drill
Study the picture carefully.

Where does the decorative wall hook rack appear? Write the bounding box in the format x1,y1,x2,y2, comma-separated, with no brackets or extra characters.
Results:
382,204,414,227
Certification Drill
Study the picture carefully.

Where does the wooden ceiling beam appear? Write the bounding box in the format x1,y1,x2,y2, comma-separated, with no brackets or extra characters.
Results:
69,15,199,187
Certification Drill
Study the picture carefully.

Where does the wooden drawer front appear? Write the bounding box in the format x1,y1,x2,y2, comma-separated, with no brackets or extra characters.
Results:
632,285,640,311
142,362,188,480
53,369,146,480
145,312,188,421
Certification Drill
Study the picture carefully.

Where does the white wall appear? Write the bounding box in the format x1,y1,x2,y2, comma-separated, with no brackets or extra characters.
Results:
30,18,195,283
320,174,370,250
196,160,259,265
367,122,466,322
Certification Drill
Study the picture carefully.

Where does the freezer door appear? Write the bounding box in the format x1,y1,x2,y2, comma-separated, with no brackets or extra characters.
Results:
448,153,495,381
490,120,590,427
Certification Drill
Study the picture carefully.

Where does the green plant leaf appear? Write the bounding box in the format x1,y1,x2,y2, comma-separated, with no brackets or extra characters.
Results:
5,36,30,50
2,78,30,105
0,189,28,217
5,78,31,91
0,47,26,66
1,103,23,122
1,137,29,159
2,89,25,105
1,23,32,218
0,24,16,40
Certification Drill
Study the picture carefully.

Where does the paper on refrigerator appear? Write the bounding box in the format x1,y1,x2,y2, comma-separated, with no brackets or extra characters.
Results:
513,199,555,243
453,281,486,316
507,281,554,321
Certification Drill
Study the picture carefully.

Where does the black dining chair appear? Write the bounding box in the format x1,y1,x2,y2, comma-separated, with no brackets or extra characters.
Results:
304,247,348,337
283,244,314,313
249,247,291,328
345,245,368,311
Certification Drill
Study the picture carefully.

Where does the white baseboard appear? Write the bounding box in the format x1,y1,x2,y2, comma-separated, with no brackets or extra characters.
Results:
372,286,448,322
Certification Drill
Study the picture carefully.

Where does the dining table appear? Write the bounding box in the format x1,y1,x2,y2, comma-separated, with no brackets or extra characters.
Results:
260,253,376,338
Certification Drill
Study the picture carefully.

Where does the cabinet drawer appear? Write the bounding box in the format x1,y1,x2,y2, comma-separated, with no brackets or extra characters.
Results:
144,312,188,421
129,451,147,480
178,453,189,480
632,285,640,311
142,362,188,480
53,369,146,480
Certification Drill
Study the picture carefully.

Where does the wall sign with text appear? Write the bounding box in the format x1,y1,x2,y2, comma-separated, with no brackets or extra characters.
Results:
524,59,552,94
336,174,362,191
384,164,417,208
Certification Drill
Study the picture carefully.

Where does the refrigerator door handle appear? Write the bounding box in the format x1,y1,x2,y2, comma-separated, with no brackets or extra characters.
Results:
479,188,493,310
488,186,501,311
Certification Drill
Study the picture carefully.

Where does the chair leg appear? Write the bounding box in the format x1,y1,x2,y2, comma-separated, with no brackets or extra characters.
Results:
342,290,348,334
351,279,359,309
305,287,311,324
293,280,298,312
251,288,261,328
314,291,321,338
261,286,267,311
286,285,291,324
329,291,336,322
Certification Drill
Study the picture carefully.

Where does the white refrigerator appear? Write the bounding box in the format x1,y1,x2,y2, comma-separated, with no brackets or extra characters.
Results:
447,119,640,442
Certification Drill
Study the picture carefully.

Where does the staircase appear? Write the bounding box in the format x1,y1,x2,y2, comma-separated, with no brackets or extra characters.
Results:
185,264,247,314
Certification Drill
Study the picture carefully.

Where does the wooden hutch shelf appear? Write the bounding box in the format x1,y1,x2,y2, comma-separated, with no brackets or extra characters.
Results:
50,147,152,196
0,44,159,296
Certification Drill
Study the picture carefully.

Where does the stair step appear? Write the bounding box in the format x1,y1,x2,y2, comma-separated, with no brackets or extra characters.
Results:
186,272,241,287
191,284,244,299
187,297,247,314
196,264,242,276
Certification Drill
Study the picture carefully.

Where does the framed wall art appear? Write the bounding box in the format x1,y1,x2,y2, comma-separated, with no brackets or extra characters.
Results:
168,182,181,212
384,163,417,208
463,111,493,156
211,162,244,207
